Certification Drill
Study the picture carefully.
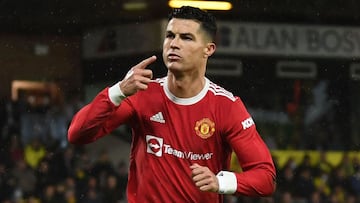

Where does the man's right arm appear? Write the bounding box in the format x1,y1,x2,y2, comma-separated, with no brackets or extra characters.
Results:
67,55,157,145
67,87,130,145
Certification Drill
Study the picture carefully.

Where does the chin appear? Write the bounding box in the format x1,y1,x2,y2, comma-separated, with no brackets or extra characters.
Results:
166,62,181,70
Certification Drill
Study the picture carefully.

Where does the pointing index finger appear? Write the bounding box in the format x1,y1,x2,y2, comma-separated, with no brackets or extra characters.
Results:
136,55,157,69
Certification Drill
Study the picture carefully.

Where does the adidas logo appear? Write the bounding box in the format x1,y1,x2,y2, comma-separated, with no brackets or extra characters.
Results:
150,112,165,123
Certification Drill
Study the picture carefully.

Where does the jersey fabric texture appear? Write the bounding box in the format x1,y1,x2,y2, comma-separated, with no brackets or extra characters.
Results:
68,77,276,203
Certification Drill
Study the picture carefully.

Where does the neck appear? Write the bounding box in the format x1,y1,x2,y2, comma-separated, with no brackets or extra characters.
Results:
167,73,205,98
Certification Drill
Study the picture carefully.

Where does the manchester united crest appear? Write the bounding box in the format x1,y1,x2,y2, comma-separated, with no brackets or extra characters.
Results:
194,118,215,139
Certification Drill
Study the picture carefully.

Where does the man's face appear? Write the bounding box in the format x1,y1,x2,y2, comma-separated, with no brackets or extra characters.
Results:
162,18,210,73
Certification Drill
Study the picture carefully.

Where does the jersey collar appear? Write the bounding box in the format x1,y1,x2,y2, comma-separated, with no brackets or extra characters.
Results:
163,77,210,105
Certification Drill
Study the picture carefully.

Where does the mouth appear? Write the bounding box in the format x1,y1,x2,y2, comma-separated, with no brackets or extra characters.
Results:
167,53,180,60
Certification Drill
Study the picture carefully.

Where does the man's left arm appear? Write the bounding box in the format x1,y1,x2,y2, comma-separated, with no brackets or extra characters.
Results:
218,99,276,196
219,127,276,196
190,129,276,197
190,98,276,196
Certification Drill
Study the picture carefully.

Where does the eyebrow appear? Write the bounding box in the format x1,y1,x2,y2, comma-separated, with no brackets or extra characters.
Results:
166,30,195,38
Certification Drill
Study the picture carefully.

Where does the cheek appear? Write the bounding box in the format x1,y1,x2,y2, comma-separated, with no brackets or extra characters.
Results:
163,39,170,49
187,47,204,58
162,42,169,61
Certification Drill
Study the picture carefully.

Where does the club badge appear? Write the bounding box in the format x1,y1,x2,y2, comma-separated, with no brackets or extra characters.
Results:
195,118,215,139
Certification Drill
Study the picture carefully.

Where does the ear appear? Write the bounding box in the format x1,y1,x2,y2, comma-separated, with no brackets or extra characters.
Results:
203,42,216,58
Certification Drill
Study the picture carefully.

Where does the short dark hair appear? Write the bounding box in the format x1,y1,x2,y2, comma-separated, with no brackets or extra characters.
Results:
168,6,217,42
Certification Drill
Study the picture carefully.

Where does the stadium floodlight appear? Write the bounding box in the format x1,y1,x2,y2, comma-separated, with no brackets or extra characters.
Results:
168,0,233,10
123,0,147,10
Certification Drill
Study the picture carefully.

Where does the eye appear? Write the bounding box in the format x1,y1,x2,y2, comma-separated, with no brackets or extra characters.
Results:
181,34,193,41
165,32,175,39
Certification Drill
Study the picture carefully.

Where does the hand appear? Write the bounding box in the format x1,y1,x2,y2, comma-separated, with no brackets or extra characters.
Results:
190,163,219,193
120,55,157,96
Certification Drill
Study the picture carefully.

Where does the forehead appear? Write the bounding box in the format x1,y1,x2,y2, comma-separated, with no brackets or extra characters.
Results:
166,18,201,34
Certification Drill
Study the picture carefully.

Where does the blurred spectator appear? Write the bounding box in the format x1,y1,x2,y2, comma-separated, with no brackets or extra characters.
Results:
91,149,115,188
0,162,16,202
73,149,93,198
63,176,77,193
351,156,360,176
292,166,316,201
313,170,331,199
11,159,37,199
346,195,356,203
337,152,355,177
53,176,78,203
329,166,350,196
40,184,66,203
20,114,48,145
283,156,298,171
0,97,7,131
296,154,315,175
7,134,24,167
46,103,69,149
35,158,57,196
259,197,274,203
23,194,40,203
0,139,12,169
80,188,103,203
24,137,47,169
102,174,124,203
64,93,85,127
50,146,76,181
279,191,293,203
79,176,102,203
115,160,128,200
277,163,295,194
314,150,333,176
309,191,323,203
330,184,346,203
64,188,77,203
349,164,360,197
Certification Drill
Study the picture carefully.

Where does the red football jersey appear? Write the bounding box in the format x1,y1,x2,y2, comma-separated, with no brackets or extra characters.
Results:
68,77,276,203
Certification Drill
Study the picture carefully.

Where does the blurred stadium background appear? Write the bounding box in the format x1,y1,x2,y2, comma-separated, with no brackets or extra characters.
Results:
0,0,360,202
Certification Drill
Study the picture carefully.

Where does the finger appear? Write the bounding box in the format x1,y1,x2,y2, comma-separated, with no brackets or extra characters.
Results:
133,68,153,80
194,178,210,188
190,163,201,169
195,175,213,184
192,170,213,181
143,69,153,79
191,165,208,177
134,55,157,70
124,68,153,82
133,76,153,89
199,184,214,192
196,178,218,192
193,176,217,192
136,82,150,91
192,174,207,183
138,76,153,86
132,70,153,81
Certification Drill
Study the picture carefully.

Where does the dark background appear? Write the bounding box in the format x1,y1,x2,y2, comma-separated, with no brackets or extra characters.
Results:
1,0,359,34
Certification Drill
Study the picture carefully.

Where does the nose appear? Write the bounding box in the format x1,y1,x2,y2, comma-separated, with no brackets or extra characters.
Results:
170,36,180,49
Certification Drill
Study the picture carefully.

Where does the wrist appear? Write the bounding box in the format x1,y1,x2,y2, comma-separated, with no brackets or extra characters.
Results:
216,171,237,194
108,81,127,106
